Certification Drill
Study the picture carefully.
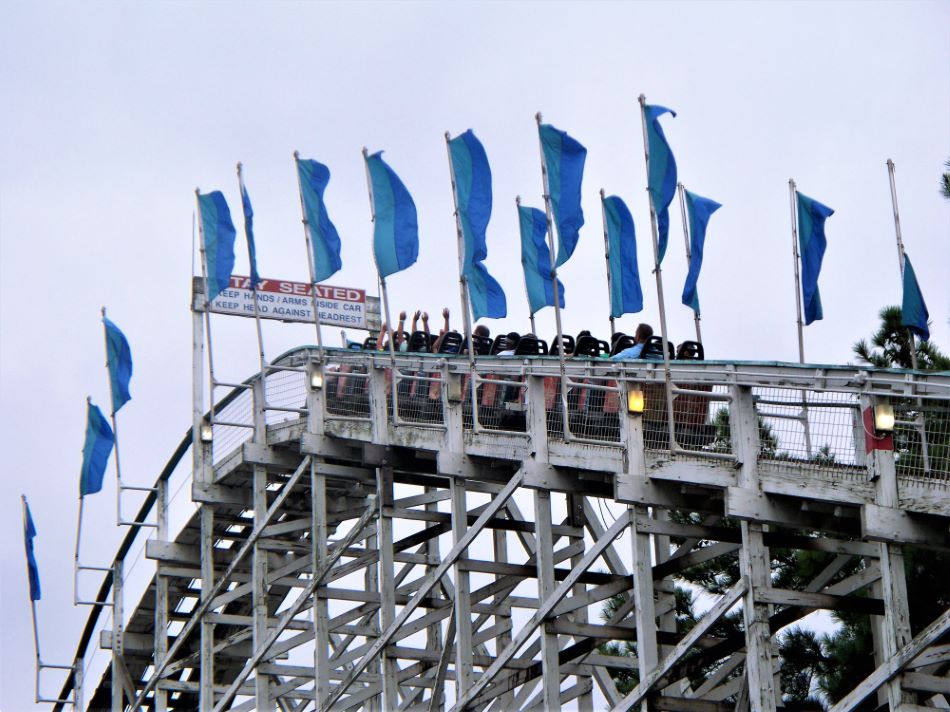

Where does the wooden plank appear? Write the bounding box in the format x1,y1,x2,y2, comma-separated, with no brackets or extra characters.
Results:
756,587,884,615
902,672,950,694
828,606,950,712
862,504,950,550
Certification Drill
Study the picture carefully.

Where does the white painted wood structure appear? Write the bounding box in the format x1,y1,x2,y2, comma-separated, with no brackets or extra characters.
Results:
52,282,950,711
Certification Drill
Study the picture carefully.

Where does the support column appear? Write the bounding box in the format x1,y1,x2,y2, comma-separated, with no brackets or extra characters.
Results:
252,464,271,711
731,385,776,712
452,477,474,696
153,478,169,712
568,493,594,712
199,505,215,712
534,489,561,709
378,465,398,710
865,396,913,710
630,504,657,711
111,558,124,712
312,462,330,706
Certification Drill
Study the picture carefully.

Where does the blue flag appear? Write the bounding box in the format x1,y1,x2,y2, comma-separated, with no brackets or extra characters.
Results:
519,205,565,314
796,192,834,325
80,401,115,497
296,157,343,282
901,254,930,341
643,105,678,264
239,176,260,289
449,130,507,320
365,152,419,278
103,317,132,413
22,498,40,601
681,190,722,314
539,124,587,267
197,191,237,302
602,195,643,318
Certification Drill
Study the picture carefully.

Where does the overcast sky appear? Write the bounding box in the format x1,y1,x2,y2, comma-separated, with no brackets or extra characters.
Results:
1,1,948,708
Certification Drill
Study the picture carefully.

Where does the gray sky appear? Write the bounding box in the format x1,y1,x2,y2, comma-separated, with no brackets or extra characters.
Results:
2,1,948,708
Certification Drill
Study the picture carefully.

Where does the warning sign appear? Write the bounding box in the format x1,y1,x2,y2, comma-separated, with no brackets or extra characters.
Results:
208,276,381,331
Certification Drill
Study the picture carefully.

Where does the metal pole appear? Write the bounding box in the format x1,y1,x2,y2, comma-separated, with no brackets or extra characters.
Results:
535,112,571,438
677,183,702,343
788,179,814,458
599,189,616,337
637,94,678,453
887,160,929,473
292,152,326,362
102,307,126,526
73,496,83,606
788,179,806,364
23,496,42,668
886,160,920,372
445,132,477,367
237,162,269,379
195,189,218,433
516,196,539,336
362,148,399,414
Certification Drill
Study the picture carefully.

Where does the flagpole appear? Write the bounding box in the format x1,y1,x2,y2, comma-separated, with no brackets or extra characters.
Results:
638,94,677,453
23,496,41,659
362,148,400,421
535,112,570,436
195,189,218,432
444,133,477,373
101,307,126,528
293,153,326,364
515,196,538,336
599,190,616,337
788,179,814,458
788,179,807,364
886,159,930,474
677,183,702,343
237,162,269,379
886,159,920,372
74,493,83,606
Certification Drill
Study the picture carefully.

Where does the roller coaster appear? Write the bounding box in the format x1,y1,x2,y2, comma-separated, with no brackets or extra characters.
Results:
47,281,950,712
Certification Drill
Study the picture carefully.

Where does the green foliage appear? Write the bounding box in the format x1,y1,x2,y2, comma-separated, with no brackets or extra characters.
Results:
852,306,950,371
942,158,950,200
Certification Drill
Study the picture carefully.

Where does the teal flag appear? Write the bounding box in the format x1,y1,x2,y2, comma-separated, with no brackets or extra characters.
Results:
80,401,114,497
796,192,833,325
681,191,722,314
296,157,343,282
103,317,132,413
901,254,930,341
449,130,507,320
365,152,419,278
643,104,677,264
22,498,40,601
602,195,643,318
539,123,587,267
197,191,237,301
519,205,564,314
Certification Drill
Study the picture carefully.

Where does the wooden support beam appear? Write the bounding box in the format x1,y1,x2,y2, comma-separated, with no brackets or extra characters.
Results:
828,606,950,712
